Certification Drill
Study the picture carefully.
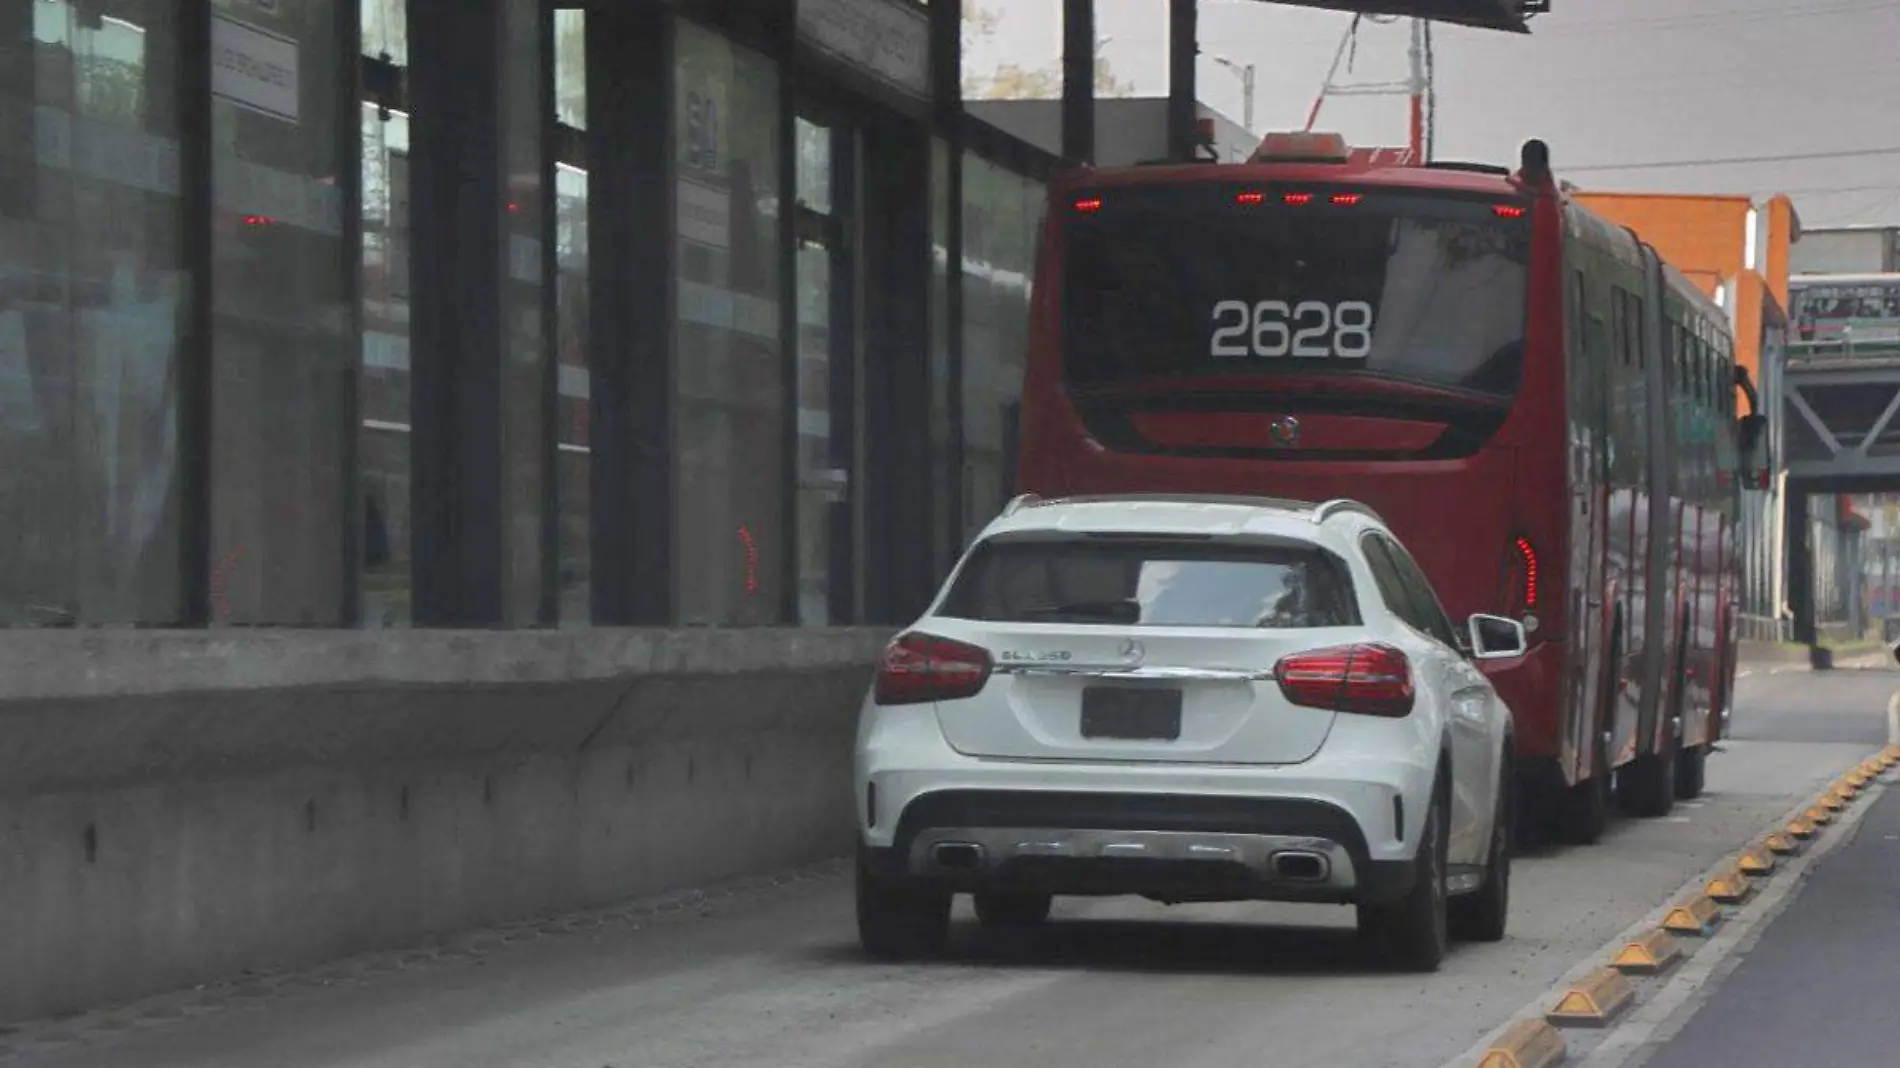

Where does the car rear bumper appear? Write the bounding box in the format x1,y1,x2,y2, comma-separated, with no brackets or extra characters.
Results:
855,703,1433,906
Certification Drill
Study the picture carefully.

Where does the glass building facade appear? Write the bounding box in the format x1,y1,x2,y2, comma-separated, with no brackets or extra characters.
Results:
0,0,1059,630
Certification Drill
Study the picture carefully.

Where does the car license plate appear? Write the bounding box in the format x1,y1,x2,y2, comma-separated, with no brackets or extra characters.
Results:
1081,687,1183,741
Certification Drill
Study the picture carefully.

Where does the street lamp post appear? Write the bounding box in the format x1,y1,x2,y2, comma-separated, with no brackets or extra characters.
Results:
1210,54,1256,135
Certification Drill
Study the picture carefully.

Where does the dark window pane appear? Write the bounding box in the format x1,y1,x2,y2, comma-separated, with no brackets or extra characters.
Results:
0,0,187,625
961,152,1044,540
942,538,1361,629
209,0,351,624
673,21,785,625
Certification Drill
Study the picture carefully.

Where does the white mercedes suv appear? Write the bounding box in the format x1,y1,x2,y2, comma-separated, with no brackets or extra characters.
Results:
853,493,1524,972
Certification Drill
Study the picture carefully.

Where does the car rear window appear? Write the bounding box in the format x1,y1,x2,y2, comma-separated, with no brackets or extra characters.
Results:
938,537,1361,628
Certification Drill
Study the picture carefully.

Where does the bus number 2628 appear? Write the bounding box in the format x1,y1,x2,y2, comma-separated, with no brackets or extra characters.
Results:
1210,300,1374,359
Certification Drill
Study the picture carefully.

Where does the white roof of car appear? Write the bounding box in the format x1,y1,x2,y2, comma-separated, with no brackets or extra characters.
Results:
977,494,1384,544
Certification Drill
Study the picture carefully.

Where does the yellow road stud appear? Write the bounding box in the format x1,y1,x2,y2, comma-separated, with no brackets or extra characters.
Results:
1476,1018,1566,1068
1844,771,1870,788
1819,792,1846,812
1805,805,1834,825
1737,843,1777,876
1662,894,1723,936
1610,929,1684,976
1704,864,1754,904
1786,817,1817,839
1546,966,1637,1028
1764,831,1803,856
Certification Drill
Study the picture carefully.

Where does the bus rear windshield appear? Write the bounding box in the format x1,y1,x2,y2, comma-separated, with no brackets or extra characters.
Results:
1062,185,1532,398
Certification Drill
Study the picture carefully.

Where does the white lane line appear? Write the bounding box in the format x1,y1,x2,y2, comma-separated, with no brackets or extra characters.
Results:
1578,770,1890,1068
1430,755,1891,1068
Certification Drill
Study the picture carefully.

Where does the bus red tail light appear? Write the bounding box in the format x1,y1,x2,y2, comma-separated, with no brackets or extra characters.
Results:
1330,192,1363,206
1503,534,1540,614
1493,204,1527,219
1274,643,1415,718
874,633,993,706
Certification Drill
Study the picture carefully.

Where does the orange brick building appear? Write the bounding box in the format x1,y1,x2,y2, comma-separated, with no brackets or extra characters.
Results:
1571,191,1801,401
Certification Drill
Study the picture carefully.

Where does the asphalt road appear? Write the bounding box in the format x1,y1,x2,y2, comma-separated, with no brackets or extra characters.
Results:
5,667,1892,1068
1628,667,1900,1068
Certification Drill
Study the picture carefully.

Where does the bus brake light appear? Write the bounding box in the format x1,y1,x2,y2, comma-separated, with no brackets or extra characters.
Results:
1283,192,1314,206
1236,191,1265,206
1513,535,1540,610
1331,192,1363,206
1074,197,1104,214
1493,204,1527,219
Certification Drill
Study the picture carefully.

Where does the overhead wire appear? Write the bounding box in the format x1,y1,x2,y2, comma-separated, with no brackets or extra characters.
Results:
1562,146,1900,174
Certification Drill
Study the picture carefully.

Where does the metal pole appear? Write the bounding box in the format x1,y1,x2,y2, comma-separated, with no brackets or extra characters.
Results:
1242,63,1255,133
1406,18,1424,161
1062,0,1095,165
1167,0,1198,163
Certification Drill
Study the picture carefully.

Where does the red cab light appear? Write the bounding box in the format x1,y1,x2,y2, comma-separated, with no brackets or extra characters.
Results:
1274,643,1415,718
1493,204,1527,219
874,632,993,706
1283,192,1314,206
1330,192,1363,206
1074,196,1104,214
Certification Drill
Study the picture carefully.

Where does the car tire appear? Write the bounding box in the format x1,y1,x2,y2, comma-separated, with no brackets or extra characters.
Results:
1675,742,1707,800
856,851,951,961
1450,752,1512,943
1359,777,1450,973
973,892,1053,928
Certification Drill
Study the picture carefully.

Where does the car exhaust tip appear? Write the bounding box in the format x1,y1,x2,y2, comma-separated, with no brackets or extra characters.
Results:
1270,850,1329,882
931,842,984,870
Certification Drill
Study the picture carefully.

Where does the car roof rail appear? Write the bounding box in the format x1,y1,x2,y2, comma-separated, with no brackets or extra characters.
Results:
1000,493,1043,517
1021,492,1320,513
1313,498,1386,525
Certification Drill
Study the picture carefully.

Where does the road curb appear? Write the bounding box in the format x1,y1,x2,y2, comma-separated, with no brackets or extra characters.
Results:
1437,744,1892,1068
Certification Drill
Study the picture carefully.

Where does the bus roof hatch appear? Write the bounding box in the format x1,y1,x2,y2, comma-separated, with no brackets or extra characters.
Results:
1253,131,1351,164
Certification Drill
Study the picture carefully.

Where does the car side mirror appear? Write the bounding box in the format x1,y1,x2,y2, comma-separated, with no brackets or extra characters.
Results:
1467,614,1528,660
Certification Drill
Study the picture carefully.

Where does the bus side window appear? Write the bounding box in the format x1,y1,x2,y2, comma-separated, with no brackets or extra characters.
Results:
1626,292,1641,368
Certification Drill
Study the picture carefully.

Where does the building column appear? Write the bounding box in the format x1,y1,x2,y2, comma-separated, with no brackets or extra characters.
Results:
586,1,676,625
405,0,513,625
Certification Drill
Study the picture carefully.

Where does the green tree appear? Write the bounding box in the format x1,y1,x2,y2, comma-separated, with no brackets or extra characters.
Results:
961,0,1135,101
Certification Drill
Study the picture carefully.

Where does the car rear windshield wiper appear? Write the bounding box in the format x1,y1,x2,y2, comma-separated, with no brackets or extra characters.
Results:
1015,599,1142,624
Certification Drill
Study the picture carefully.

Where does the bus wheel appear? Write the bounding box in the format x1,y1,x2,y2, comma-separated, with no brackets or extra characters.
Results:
1554,633,1617,846
1621,674,1682,818
1554,727,1611,845
1674,743,1707,800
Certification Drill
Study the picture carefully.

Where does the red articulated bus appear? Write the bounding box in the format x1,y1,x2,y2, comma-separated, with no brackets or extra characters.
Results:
1014,132,1762,843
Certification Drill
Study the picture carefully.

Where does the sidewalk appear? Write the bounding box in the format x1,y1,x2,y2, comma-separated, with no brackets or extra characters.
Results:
1635,783,1900,1068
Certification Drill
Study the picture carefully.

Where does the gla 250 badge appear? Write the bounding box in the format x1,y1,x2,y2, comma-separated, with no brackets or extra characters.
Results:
999,650,1072,662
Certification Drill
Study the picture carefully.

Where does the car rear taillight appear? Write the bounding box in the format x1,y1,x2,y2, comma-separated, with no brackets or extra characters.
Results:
1273,643,1415,718
874,632,993,706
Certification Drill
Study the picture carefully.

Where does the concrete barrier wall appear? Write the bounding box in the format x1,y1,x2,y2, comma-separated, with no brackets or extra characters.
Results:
0,628,891,1024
